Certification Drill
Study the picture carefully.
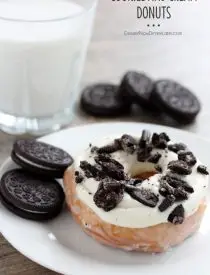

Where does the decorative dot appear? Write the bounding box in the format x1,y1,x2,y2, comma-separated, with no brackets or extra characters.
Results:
147,24,150,27
153,24,155,27
158,24,160,27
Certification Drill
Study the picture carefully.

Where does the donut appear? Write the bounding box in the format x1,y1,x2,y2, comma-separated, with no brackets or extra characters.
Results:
64,130,209,253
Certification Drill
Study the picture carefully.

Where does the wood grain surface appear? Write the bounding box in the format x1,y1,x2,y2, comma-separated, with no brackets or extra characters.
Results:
1,0,210,274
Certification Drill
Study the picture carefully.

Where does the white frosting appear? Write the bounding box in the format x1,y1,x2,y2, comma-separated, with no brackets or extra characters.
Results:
74,136,209,228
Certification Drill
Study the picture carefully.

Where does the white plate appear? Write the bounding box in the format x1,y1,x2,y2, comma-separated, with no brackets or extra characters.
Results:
0,122,210,275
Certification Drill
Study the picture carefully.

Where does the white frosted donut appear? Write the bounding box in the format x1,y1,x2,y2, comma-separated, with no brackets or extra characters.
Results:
64,131,209,252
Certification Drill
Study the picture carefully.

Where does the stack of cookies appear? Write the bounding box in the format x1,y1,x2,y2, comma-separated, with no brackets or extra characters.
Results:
0,139,73,221
80,71,201,124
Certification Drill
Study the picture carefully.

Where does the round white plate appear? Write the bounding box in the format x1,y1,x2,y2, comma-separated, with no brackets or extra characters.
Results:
0,122,210,275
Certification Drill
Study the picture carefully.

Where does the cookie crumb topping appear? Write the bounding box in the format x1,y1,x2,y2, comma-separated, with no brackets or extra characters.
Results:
147,153,162,164
77,130,208,226
158,195,175,212
139,130,151,148
168,160,192,175
94,155,125,180
162,174,194,194
93,180,125,212
178,151,197,166
168,143,187,153
125,185,159,208
75,172,84,184
80,161,105,180
120,134,137,154
159,174,192,204
151,132,169,149
197,165,209,175
137,145,153,162
174,187,189,201
97,139,122,154
168,205,185,225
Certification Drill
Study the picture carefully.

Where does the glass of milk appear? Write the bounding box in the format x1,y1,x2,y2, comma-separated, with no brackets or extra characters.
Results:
0,0,97,135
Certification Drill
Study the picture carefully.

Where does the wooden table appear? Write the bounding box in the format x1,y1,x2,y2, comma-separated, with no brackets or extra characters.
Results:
1,1,210,274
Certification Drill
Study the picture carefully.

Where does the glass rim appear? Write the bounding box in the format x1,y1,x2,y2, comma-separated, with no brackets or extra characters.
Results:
0,0,98,23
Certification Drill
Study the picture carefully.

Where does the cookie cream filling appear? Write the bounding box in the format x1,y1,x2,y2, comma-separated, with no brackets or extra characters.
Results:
74,136,209,228
14,153,60,172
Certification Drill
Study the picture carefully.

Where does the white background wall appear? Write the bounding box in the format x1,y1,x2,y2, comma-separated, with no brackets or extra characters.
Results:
82,0,210,137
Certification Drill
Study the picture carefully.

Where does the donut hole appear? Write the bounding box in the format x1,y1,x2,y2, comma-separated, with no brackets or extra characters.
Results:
134,171,157,180
129,162,157,180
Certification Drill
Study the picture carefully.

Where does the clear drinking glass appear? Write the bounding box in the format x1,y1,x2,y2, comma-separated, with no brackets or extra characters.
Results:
0,0,97,135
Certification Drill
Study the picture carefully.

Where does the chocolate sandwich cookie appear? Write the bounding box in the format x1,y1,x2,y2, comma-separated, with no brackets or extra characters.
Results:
11,150,65,179
151,80,201,123
12,139,73,179
0,169,65,221
118,71,156,110
80,83,131,117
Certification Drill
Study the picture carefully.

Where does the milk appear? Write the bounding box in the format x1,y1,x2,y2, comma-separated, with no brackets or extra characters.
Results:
0,0,94,118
